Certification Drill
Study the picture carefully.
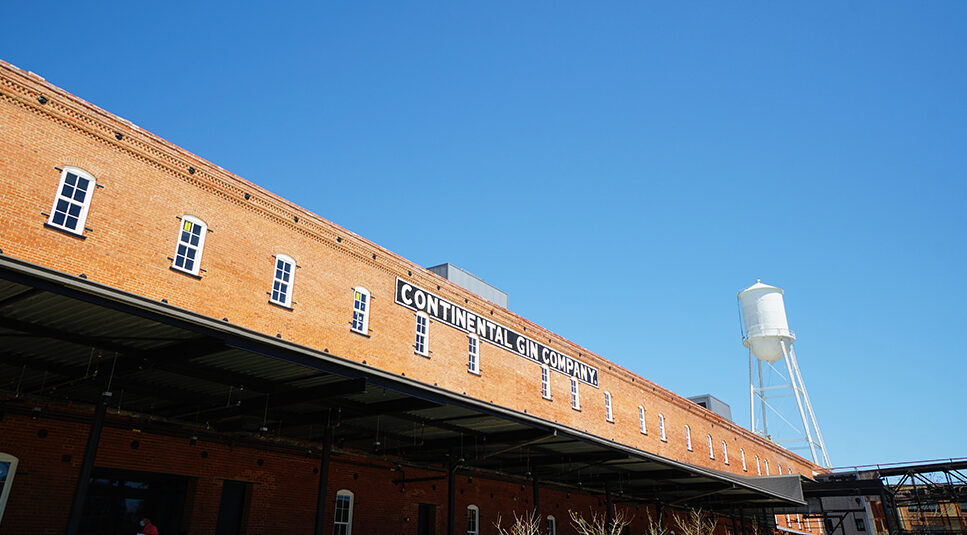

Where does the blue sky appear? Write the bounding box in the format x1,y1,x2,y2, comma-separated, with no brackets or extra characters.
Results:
4,2,965,468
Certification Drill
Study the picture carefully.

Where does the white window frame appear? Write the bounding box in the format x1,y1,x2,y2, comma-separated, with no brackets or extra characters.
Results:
638,406,647,435
756,455,761,475
658,413,666,442
334,489,354,535
171,215,207,276
47,166,96,235
0,453,19,526
351,287,370,334
468,334,480,375
741,449,747,471
540,365,551,400
604,391,613,422
547,515,557,535
764,459,770,475
467,504,479,535
707,434,715,459
414,312,429,356
685,425,692,451
722,440,729,464
269,254,296,307
570,377,580,410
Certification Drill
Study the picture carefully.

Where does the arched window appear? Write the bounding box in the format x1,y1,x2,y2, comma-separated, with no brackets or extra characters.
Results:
414,312,429,356
570,377,580,410
685,425,692,451
468,334,480,374
351,287,370,334
722,440,729,464
755,455,761,475
707,434,715,459
658,414,666,441
47,166,96,235
547,515,557,535
764,459,770,475
638,406,647,435
269,254,295,307
333,489,354,535
741,448,747,471
776,461,782,474
604,391,613,422
467,505,479,535
172,215,207,276
540,365,551,399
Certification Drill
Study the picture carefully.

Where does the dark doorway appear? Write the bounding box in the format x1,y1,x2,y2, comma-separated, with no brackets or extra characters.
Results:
417,503,436,535
215,480,250,535
80,468,189,535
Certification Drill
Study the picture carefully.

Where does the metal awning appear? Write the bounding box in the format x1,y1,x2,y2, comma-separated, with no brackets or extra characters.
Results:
0,254,806,510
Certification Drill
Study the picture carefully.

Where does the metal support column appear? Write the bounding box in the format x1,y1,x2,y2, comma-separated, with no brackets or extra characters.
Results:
447,452,457,535
605,483,613,530
66,391,112,535
532,474,540,518
313,425,334,535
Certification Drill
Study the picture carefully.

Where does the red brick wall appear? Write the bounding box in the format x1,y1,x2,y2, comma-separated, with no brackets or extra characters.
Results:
0,59,821,489
0,409,666,535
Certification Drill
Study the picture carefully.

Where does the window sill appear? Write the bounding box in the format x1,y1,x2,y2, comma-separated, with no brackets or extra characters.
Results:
606,419,615,424
467,369,481,376
350,328,371,338
414,352,430,359
169,266,202,280
541,396,553,402
571,407,581,412
44,223,86,240
268,300,294,311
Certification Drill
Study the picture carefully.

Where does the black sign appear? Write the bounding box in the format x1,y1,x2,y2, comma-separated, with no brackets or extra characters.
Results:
394,278,599,387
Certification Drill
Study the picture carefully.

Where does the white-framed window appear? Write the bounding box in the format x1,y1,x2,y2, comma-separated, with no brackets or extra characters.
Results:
806,516,812,530
414,312,429,356
707,434,715,459
777,461,782,475
0,453,20,525
468,334,480,374
722,441,729,464
570,377,580,410
547,515,557,535
658,414,666,441
541,365,551,399
467,504,479,535
269,254,295,307
351,287,370,334
172,215,207,276
604,391,613,422
756,455,761,475
797,515,803,530
785,514,791,526
685,425,693,451
788,468,793,475
638,406,647,435
47,166,97,235
741,449,747,471
764,459,770,475
334,489,354,535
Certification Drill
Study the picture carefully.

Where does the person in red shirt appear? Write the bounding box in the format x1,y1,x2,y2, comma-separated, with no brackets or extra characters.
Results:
138,517,159,535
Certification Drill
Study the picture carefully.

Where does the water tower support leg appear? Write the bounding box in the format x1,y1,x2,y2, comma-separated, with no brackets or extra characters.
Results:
757,359,768,437
788,346,831,467
749,348,756,433
781,340,818,465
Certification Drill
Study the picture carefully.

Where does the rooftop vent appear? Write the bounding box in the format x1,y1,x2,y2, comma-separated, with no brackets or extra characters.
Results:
687,394,732,422
427,263,508,309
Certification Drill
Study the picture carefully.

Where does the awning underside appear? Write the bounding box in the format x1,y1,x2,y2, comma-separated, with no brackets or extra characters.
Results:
0,256,806,510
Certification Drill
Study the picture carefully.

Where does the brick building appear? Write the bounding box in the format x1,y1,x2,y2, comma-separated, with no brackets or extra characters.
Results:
0,59,821,535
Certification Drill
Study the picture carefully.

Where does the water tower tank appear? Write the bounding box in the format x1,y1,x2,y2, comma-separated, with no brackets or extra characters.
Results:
738,281,795,362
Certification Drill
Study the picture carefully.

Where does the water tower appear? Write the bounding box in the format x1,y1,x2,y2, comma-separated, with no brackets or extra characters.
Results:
739,281,831,468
